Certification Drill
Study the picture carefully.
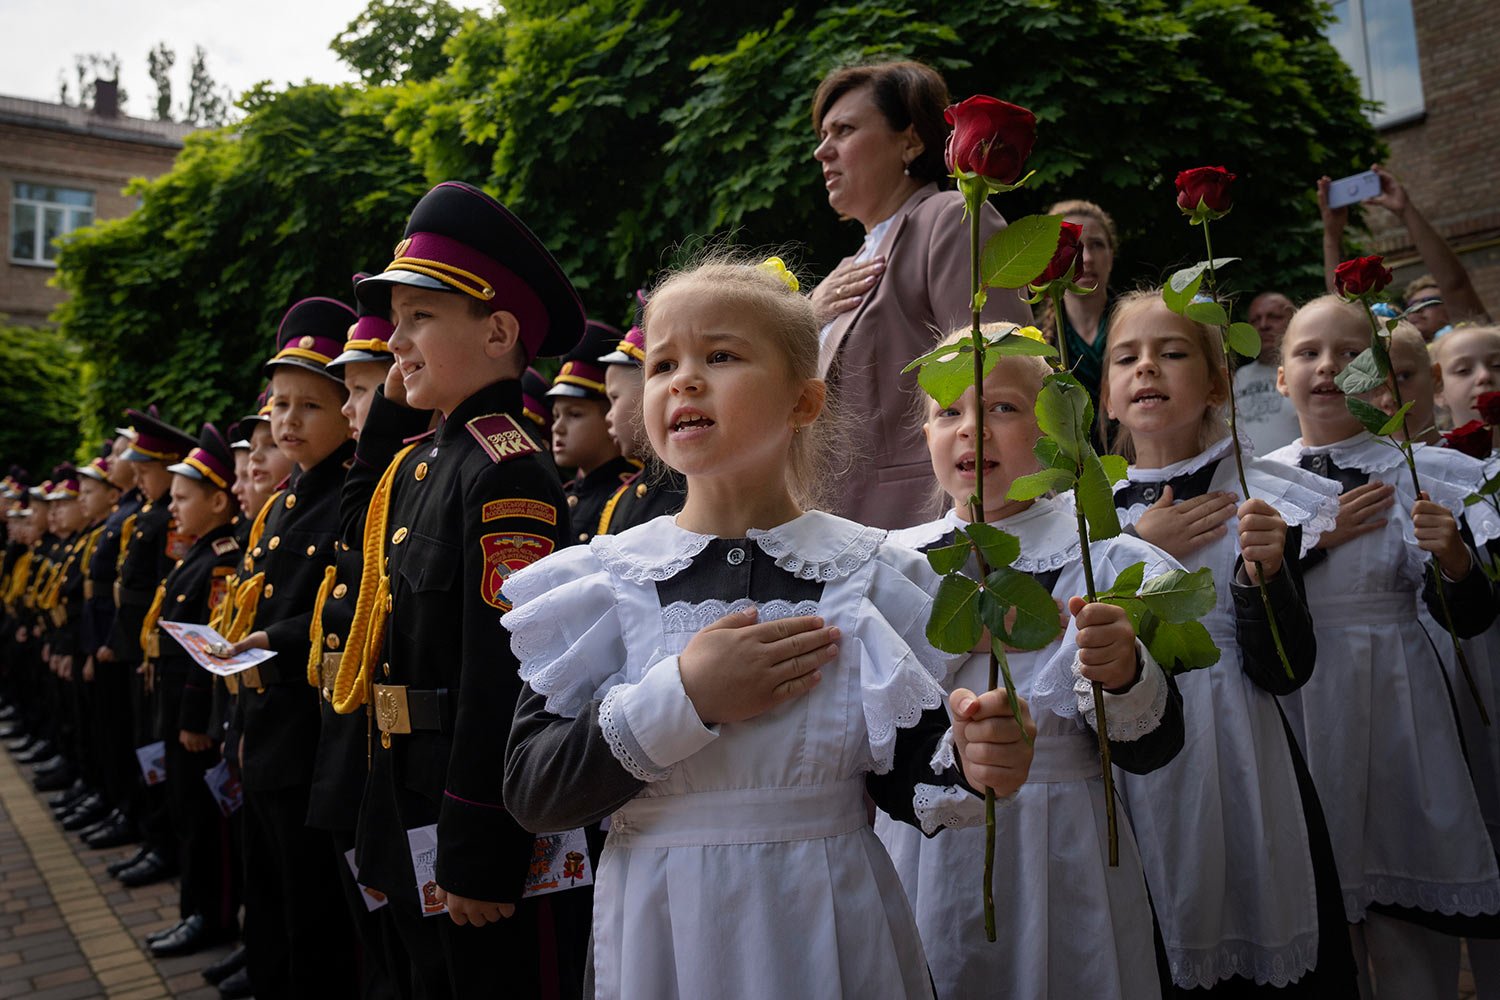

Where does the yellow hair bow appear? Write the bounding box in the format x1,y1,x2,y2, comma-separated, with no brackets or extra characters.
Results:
757,256,800,293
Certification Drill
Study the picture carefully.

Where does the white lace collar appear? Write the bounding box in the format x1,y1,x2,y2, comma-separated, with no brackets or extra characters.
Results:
1123,432,1248,484
591,510,886,584
1296,431,1405,474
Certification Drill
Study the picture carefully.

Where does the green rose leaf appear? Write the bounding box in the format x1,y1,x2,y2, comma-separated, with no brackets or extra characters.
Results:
925,539,972,576
983,566,1063,650
1077,449,1122,541
1184,300,1229,326
1136,566,1217,622
965,522,1021,570
988,332,1059,358
1162,271,1204,315
1035,373,1094,461
1098,454,1129,485
926,573,982,655
1098,560,1146,600
1141,614,1222,674
918,346,998,409
1377,401,1414,437
980,214,1065,290
1346,396,1394,435
1034,437,1074,472
1334,348,1387,395
903,340,973,375
1224,322,1261,358
1007,467,1076,501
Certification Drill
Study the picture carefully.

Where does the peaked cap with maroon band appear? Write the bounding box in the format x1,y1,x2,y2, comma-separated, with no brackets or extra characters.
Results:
122,408,195,464
264,297,357,385
79,456,115,484
547,320,620,400
168,423,236,492
355,181,585,360
330,271,397,374
46,466,80,500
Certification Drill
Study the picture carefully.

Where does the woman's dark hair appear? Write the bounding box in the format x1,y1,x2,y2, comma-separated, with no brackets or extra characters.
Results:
812,61,951,185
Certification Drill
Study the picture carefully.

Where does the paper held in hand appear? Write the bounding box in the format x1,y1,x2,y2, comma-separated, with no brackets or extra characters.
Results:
157,620,278,676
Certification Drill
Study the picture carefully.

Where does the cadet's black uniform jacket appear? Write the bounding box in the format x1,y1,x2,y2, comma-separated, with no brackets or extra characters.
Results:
235,442,353,793
565,455,639,545
343,379,569,904
152,523,240,740
597,466,687,537
44,526,94,658
81,490,142,658
112,493,185,662
306,527,369,831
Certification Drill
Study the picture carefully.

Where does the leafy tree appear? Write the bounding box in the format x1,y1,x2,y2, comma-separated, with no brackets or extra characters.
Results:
148,43,175,122
332,0,467,86
52,85,427,442
183,46,232,126
0,321,84,474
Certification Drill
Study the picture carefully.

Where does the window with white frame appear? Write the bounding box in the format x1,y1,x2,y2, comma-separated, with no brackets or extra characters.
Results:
10,182,95,265
1326,0,1425,128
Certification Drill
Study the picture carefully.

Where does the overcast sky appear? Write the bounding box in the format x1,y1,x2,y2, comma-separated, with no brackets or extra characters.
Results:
0,0,492,113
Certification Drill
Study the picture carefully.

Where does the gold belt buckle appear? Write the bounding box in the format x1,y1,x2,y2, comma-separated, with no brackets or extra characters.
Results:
240,665,264,691
50,606,66,628
224,673,239,695
373,684,411,749
320,653,342,701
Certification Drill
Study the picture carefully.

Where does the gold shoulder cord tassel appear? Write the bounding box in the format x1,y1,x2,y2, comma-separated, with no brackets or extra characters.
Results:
332,444,416,715
139,582,167,657
218,490,284,643
4,551,32,607
306,564,337,686
115,514,138,573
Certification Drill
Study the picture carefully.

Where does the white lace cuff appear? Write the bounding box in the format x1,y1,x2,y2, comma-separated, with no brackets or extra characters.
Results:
1073,640,1169,742
599,656,717,781
929,728,956,773
913,783,986,835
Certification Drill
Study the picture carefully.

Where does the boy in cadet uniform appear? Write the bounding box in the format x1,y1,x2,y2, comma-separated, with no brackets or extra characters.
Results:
23,481,65,784
138,424,243,958
84,431,148,852
595,318,686,536
2,502,39,748
219,297,359,999
36,469,85,797
307,276,408,1000
109,410,197,887
548,320,639,544
335,181,583,998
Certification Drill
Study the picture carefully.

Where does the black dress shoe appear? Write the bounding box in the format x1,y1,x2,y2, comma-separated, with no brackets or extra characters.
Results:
83,813,138,849
0,703,17,720
147,917,191,945
118,849,175,887
107,846,150,877
149,915,224,958
49,779,90,811
0,722,25,739
6,734,34,753
202,945,247,985
34,764,74,792
16,740,54,763
60,793,107,829
217,967,252,999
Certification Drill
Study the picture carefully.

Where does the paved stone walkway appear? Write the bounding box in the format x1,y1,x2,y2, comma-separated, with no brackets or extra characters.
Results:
0,746,233,999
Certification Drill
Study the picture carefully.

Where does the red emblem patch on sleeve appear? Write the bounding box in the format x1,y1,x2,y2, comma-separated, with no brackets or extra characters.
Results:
480,532,555,611
482,498,557,525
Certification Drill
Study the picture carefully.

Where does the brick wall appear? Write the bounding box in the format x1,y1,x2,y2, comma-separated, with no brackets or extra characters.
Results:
0,121,183,325
1360,0,1500,318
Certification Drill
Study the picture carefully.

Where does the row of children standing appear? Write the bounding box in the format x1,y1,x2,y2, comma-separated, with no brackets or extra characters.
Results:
3,175,1499,1000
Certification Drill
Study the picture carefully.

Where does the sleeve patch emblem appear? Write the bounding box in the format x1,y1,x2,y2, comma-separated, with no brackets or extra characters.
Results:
480,532,555,611
482,499,558,525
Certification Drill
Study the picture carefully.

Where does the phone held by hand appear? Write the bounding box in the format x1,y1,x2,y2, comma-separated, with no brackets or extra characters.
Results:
1328,170,1382,209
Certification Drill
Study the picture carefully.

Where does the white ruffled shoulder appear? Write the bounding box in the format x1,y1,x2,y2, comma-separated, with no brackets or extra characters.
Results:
501,543,627,719
851,537,962,772
888,517,952,552
1415,444,1500,547
891,500,1083,574
1243,456,1342,552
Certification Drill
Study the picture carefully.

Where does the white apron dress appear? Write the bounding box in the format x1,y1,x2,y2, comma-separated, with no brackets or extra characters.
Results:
1265,433,1500,924
876,495,1175,1000
501,512,970,1000
1112,435,1341,989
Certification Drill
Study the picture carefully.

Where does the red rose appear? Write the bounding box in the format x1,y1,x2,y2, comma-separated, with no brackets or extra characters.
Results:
1175,166,1236,218
1442,419,1492,459
1477,391,1500,426
1334,255,1395,298
1033,220,1083,286
944,96,1037,186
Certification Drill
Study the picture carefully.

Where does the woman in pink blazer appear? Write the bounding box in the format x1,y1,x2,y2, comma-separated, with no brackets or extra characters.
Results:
810,61,1033,530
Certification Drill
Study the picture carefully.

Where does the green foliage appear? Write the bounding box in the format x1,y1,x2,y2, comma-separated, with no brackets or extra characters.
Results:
980,214,1063,290
331,0,467,87
0,322,85,474
929,573,983,654
1335,346,1388,396
53,84,427,442
1100,563,1222,673
1224,321,1260,357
